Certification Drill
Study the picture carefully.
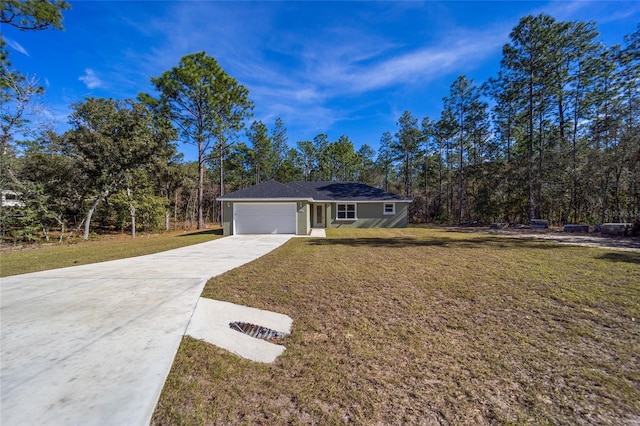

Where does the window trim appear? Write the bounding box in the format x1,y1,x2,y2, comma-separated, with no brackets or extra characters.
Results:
383,203,396,215
336,203,357,220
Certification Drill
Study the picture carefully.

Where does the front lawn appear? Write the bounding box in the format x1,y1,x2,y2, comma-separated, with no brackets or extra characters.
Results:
0,229,222,277
153,227,640,425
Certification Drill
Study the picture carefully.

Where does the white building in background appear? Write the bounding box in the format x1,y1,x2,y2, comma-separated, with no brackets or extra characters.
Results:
1,190,25,208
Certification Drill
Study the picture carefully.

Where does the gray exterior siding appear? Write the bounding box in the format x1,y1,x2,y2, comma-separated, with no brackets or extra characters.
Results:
328,202,408,229
222,201,233,235
297,202,309,235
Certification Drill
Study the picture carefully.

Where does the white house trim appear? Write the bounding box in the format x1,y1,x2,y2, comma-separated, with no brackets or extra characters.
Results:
383,203,396,215
336,203,357,221
220,197,313,202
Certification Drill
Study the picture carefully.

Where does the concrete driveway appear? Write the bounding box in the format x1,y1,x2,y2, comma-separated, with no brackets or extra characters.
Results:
0,234,291,426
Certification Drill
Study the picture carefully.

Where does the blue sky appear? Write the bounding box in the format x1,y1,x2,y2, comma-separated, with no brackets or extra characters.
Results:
4,1,639,161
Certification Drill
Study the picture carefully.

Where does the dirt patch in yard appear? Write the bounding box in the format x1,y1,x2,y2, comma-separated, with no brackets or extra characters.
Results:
447,226,640,253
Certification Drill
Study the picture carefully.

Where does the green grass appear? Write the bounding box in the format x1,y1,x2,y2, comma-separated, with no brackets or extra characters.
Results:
153,227,640,425
0,228,222,277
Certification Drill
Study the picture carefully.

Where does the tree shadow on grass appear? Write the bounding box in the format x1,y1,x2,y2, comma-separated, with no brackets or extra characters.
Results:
306,236,562,250
596,252,640,265
178,229,223,236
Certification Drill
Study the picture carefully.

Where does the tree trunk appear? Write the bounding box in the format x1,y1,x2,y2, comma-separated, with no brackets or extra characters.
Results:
197,140,204,230
127,186,136,238
458,122,464,224
384,166,389,192
424,155,429,222
174,190,179,230
506,112,512,163
537,104,545,220
129,203,136,238
458,154,463,224
446,138,452,220
613,165,622,222
527,71,535,223
83,189,109,240
219,142,225,224
601,179,609,223
404,152,410,198
570,72,581,223
59,221,65,243
437,152,443,219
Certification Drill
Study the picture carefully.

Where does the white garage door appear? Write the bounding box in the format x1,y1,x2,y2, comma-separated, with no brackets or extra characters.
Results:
234,203,297,234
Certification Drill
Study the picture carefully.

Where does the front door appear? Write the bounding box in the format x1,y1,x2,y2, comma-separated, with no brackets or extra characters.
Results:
313,204,325,227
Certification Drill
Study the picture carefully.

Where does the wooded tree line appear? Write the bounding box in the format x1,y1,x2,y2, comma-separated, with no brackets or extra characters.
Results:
1,8,638,241
222,15,639,226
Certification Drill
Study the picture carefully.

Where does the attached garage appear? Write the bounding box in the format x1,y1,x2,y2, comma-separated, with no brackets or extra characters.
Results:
234,202,297,235
219,180,412,236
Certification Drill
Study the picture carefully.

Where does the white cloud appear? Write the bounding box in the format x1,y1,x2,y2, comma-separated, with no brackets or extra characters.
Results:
214,11,508,141
345,34,504,93
262,24,507,106
5,37,29,56
99,1,514,143
78,68,103,89
534,0,640,25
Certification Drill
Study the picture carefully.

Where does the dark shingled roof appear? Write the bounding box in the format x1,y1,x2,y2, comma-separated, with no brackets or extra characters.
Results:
219,180,411,202
218,180,311,199
289,181,410,201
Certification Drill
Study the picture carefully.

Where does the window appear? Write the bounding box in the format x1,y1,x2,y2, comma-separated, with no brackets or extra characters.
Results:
336,203,356,220
383,203,395,215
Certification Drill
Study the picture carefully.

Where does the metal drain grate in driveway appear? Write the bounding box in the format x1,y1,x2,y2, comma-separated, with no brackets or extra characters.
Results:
229,321,286,344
